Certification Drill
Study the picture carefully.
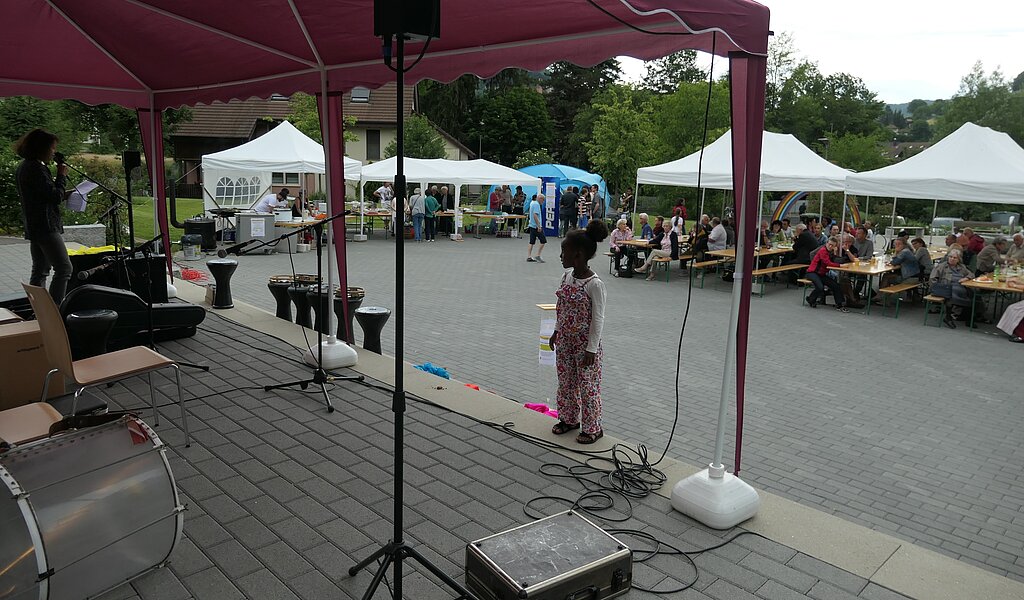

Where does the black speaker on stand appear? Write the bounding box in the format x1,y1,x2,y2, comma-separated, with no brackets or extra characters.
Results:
348,5,476,600
123,150,142,252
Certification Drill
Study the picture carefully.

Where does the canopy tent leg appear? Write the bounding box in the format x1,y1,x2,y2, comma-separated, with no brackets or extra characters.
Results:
865,196,870,222
453,186,462,237
671,51,765,530
891,197,898,235
699,188,706,219
840,194,847,239
137,104,173,282
313,77,357,368
932,199,938,224
354,184,367,242
633,182,639,215
757,190,764,237
818,191,824,220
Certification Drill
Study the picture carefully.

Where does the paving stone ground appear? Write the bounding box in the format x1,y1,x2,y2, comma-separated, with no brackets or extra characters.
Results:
1,234,1021,589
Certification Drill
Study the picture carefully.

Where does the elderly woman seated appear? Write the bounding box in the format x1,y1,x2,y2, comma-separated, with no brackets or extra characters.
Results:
635,221,678,281
879,237,921,291
609,218,634,272
929,249,985,328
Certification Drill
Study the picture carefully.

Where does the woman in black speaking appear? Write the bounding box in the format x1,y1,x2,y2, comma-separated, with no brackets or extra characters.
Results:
15,128,72,303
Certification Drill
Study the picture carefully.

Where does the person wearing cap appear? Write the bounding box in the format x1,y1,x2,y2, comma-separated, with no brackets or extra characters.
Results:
254,188,290,213
975,236,1008,275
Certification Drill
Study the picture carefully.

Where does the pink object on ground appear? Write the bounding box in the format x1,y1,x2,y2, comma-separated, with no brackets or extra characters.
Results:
524,403,559,419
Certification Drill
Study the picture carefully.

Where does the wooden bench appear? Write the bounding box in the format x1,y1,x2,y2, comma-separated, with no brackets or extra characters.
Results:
649,256,673,281
922,294,946,327
750,263,807,297
797,278,816,305
877,281,919,318
691,258,735,288
605,251,616,274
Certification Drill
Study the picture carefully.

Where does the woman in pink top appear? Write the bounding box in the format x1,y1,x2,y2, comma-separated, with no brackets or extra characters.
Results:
608,218,633,273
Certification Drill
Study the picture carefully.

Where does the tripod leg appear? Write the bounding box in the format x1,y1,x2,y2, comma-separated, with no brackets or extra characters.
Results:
264,379,313,392
359,551,395,600
318,381,334,413
405,546,479,600
350,542,392,576
177,361,210,371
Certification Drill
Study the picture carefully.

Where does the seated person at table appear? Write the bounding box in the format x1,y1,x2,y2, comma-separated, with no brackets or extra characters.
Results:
975,236,1008,275
879,238,921,290
609,218,633,272
996,277,1024,342
835,234,865,308
853,226,874,258
779,217,794,241
637,213,653,239
944,233,958,248
911,237,932,279
784,223,815,264
707,217,727,252
769,220,785,243
806,236,852,312
635,221,678,281
512,186,526,214
1006,233,1024,264
723,218,736,247
254,188,290,213
813,222,828,247
930,250,984,327
958,227,985,265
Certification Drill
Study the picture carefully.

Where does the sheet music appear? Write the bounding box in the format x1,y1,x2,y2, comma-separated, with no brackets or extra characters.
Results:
65,181,97,212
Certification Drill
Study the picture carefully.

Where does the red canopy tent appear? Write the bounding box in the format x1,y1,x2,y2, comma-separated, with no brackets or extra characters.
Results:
3,0,768,472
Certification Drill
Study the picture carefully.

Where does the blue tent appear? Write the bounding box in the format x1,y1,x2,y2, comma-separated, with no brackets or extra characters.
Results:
487,164,609,215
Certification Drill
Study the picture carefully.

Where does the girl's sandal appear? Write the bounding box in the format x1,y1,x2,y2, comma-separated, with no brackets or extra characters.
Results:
551,421,580,435
576,430,604,445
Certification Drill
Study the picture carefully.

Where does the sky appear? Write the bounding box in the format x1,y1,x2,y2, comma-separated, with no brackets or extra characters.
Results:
619,0,1024,104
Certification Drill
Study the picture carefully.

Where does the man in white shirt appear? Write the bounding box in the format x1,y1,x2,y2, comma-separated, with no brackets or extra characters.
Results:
254,188,290,213
708,217,727,251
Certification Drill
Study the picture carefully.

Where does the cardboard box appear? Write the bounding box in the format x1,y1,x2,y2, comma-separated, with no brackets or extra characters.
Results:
0,321,65,411
0,308,21,325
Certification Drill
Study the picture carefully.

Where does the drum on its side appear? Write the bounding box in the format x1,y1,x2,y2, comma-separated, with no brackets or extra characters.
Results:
0,415,183,600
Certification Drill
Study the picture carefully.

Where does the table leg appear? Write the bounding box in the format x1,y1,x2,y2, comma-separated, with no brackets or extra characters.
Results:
865,275,875,315
473,217,482,239
969,290,978,331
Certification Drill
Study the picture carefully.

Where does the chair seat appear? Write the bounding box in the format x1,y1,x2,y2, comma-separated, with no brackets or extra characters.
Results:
73,346,175,386
0,402,63,445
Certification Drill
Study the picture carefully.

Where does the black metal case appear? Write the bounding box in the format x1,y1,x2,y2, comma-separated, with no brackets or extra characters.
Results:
465,511,632,600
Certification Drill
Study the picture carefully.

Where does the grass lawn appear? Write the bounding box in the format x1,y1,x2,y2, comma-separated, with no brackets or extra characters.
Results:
131,197,203,243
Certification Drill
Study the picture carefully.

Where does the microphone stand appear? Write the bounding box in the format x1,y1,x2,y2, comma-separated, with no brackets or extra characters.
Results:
62,160,133,288
231,212,363,412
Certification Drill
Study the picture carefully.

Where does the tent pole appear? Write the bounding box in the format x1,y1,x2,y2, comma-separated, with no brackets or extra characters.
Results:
840,194,847,240
633,182,639,215
891,197,897,236
865,196,870,222
932,199,938,224
699,188,706,218
757,190,763,239
454,186,462,237
818,191,824,220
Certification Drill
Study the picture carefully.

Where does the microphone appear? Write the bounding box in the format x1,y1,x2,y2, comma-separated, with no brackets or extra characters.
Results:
217,239,255,258
76,260,115,281
54,152,65,166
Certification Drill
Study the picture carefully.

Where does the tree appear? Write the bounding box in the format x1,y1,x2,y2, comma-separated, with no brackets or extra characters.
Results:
653,80,731,160
286,93,358,145
827,132,891,172
383,114,446,159
642,50,705,94
473,87,552,166
417,74,479,143
932,62,1024,146
588,87,657,194
544,60,621,164
0,97,89,154
1012,70,1024,93
766,32,798,114
513,148,554,170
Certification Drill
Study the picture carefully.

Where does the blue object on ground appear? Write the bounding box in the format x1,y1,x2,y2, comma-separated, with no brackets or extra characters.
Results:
414,362,450,379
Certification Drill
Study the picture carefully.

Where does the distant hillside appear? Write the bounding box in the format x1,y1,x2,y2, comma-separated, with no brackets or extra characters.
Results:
887,99,937,116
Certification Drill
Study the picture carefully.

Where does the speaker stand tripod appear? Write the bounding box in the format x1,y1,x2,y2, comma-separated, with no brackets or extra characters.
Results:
348,32,478,600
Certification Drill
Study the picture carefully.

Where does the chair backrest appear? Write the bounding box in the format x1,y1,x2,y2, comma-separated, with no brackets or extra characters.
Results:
21,283,75,380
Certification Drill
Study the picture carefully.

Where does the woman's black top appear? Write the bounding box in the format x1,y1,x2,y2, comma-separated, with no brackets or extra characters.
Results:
16,159,67,240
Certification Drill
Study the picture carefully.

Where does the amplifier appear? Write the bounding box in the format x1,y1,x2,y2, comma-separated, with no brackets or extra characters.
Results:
466,511,632,600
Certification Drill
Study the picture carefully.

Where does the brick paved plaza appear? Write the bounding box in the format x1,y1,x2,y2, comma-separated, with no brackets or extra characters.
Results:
1,234,1022,599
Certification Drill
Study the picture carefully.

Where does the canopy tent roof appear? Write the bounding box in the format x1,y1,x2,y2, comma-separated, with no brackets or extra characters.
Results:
361,158,540,188
636,129,850,192
3,0,769,110
845,122,1024,204
201,120,361,180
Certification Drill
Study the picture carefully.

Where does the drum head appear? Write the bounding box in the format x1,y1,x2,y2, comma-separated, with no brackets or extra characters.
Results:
268,275,294,284
294,274,320,285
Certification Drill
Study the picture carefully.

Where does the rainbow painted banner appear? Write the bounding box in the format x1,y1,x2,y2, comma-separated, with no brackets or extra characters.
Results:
770,191,861,226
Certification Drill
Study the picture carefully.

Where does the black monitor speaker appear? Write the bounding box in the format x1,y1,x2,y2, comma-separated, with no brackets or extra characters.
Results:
123,150,142,172
374,0,440,40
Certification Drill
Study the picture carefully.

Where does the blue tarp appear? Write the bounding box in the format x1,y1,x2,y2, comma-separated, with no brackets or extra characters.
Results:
487,164,609,215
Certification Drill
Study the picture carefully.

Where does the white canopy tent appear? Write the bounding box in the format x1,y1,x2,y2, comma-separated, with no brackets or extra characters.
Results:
847,122,1024,228
201,120,362,212
360,158,540,235
636,129,851,227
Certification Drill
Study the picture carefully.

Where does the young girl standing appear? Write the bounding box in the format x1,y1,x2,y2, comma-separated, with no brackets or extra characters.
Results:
549,220,608,444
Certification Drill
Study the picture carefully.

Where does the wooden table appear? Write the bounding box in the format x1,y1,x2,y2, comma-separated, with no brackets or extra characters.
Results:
962,277,1024,330
707,246,793,260
830,260,899,314
349,211,394,238
614,239,654,277
928,247,948,262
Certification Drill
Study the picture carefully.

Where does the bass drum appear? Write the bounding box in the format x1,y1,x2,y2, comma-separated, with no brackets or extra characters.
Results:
0,415,183,600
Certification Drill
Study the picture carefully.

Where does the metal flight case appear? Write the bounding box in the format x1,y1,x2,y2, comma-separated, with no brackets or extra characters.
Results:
466,510,632,600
